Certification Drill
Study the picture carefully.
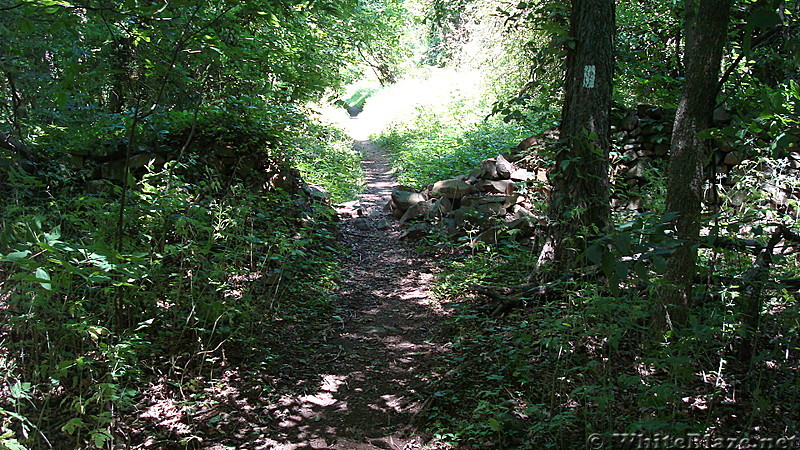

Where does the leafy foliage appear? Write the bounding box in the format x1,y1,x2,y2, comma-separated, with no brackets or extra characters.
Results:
1,0,799,447
369,68,533,188
0,141,349,446
294,121,366,203
0,0,390,446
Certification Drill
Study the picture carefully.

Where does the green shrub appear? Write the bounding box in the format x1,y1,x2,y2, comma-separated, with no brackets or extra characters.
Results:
294,121,365,204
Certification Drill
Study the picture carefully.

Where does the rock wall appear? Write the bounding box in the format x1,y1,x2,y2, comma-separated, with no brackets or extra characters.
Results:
609,103,799,210
390,103,799,244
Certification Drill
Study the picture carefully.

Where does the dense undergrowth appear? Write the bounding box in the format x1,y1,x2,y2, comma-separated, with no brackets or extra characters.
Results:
3,0,800,446
416,159,797,448
0,104,363,447
428,250,799,447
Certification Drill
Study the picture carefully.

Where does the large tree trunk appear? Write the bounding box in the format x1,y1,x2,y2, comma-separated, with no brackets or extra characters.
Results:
538,0,615,270
659,0,731,328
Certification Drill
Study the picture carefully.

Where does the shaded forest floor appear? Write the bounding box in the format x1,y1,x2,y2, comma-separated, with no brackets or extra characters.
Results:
123,134,454,449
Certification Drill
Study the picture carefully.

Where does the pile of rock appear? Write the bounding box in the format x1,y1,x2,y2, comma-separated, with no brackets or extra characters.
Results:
387,152,549,246
388,104,799,243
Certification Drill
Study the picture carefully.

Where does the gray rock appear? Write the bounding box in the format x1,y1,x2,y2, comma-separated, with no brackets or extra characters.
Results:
428,197,453,219
503,193,524,209
303,184,329,202
462,195,507,207
391,186,426,211
511,205,535,219
713,108,732,124
621,114,639,131
401,222,431,240
430,178,478,198
376,218,392,230
625,158,652,179
495,154,515,179
478,179,516,194
391,206,405,219
622,149,638,162
517,136,541,152
352,217,370,230
724,150,744,166
480,158,499,180
637,104,662,118
654,144,670,156
509,168,534,181
400,200,432,224
451,203,506,231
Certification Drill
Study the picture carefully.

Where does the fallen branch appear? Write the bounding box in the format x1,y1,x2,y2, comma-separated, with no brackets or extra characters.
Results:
697,225,800,256
0,131,32,160
738,225,786,363
470,281,560,316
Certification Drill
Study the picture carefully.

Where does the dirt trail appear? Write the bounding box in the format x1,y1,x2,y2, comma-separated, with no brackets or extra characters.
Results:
123,129,454,449
261,139,450,449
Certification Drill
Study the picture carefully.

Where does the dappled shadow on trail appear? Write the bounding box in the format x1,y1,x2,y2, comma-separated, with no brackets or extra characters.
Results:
246,140,451,449
116,114,454,448
122,139,451,449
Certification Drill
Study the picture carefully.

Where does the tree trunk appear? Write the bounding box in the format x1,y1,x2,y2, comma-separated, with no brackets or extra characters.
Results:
538,0,615,270
659,0,731,328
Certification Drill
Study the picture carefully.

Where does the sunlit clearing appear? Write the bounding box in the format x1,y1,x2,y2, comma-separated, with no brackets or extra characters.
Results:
315,67,491,141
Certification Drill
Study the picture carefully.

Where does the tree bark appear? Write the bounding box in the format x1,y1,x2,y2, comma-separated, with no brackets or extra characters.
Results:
538,0,615,270
659,0,731,328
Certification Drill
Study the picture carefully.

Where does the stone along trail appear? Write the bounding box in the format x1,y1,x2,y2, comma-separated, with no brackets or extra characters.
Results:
262,135,451,449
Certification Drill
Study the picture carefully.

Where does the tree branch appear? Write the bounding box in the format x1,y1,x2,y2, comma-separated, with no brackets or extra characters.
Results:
0,3,24,11
718,25,784,90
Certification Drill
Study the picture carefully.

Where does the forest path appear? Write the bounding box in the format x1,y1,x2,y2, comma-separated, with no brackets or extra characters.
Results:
261,127,452,449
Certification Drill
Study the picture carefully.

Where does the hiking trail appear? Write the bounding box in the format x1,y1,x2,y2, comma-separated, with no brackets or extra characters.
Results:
258,119,452,449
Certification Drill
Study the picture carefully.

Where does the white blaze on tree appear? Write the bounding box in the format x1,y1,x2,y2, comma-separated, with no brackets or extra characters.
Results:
538,0,615,271
583,65,596,88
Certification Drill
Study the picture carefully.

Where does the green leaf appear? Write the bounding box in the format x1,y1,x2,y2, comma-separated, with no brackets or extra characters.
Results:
652,255,667,273
1,251,31,262
9,381,32,400
661,211,680,223
90,429,112,448
61,417,87,434
633,261,649,280
35,268,52,290
0,438,27,450
44,226,62,243
88,275,112,283
487,417,502,431
586,244,603,265
37,0,74,6
695,128,719,139
614,233,632,254
615,261,629,280
601,250,616,279
19,18,35,33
